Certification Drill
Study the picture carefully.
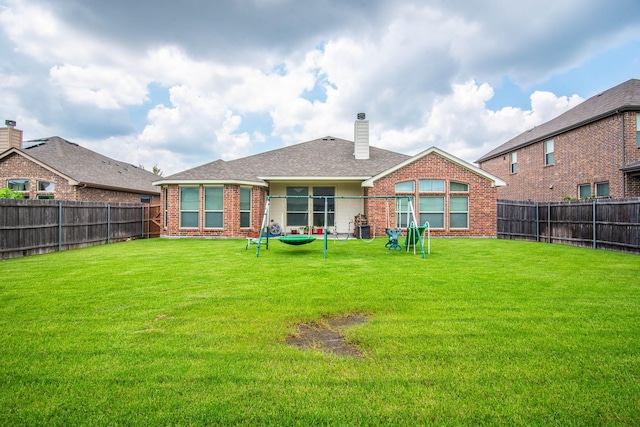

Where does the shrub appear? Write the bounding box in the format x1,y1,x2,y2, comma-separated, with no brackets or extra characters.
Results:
0,187,25,199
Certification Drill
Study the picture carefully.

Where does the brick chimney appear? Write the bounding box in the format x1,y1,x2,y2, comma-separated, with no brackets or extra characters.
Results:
0,120,22,151
354,113,369,160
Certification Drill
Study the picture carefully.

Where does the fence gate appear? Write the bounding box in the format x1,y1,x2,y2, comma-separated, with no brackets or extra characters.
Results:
145,204,162,238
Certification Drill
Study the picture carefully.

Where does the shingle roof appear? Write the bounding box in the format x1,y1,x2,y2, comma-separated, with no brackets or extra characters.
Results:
159,137,411,184
21,136,159,194
477,78,640,163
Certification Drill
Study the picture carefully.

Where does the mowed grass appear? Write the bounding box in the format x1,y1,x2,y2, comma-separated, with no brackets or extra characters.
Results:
1,237,639,426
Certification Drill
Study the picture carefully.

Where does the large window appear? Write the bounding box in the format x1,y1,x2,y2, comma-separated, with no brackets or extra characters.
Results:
8,179,29,192
450,196,469,229
287,187,308,226
419,196,444,228
313,187,335,227
595,181,610,198
204,186,224,228
510,152,517,174
180,187,199,228
544,139,554,166
240,187,251,228
419,179,445,192
396,197,411,227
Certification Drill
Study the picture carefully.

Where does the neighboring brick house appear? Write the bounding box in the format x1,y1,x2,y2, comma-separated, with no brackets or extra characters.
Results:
477,78,640,202
0,127,160,203
153,115,505,239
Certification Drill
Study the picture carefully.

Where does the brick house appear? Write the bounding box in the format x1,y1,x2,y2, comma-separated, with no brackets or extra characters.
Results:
153,115,506,239
0,126,160,203
477,78,640,202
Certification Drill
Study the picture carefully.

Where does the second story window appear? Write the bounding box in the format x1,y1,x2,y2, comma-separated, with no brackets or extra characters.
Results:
510,152,517,174
544,139,554,166
636,113,640,146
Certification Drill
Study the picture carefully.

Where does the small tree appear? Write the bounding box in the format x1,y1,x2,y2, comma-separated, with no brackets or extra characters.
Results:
0,188,25,199
152,164,163,176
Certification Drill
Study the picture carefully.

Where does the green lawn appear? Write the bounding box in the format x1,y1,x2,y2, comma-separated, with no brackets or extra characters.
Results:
1,238,639,426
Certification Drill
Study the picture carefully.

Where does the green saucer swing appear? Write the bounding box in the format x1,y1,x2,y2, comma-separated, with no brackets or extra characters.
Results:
278,235,317,245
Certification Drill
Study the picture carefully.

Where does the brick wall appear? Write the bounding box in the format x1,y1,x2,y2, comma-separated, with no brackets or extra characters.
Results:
366,152,498,237
0,152,159,203
160,184,266,238
481,113,639,201
159,157,499,239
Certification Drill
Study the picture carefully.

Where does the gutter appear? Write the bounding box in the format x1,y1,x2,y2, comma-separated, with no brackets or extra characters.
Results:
77,182,160,195
477,104,640,163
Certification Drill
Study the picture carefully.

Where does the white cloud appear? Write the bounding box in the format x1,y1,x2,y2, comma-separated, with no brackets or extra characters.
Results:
0,0,635,176
49,64,148,109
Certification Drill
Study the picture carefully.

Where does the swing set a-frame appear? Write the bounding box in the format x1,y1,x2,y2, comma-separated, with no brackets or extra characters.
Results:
255,195,429,259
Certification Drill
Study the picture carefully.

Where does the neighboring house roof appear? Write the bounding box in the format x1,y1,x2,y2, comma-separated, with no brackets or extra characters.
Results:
0,136,159,194
363,146,506,187
154,137,411,186
477,78,640,163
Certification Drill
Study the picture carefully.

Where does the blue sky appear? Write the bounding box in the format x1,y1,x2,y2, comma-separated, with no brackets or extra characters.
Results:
0,0,638,175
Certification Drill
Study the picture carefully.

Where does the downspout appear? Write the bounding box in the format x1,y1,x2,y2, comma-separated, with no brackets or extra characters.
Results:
621,111,626,198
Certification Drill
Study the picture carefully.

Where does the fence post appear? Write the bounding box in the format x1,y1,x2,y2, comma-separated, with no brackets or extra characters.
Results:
547,203,551,243
592,200,597,249
141,206,145,238
536,202,540,242
107,204,111,244
58,202,63,252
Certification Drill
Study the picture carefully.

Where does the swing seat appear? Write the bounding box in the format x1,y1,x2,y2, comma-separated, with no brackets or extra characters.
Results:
384,228,403,250
405,225,427,247
278,235,317,246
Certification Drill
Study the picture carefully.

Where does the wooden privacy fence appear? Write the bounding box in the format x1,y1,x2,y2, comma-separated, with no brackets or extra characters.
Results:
0,199,161,259
498,198,640,253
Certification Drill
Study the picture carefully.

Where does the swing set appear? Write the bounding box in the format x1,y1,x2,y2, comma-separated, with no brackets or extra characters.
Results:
254,195,430,259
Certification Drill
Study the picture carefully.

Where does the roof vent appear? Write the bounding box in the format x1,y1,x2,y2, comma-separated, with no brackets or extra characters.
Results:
357,113,366,120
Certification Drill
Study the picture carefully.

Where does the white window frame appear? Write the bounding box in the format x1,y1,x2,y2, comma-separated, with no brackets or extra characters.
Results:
578,184,591,199
544,139,554,166
396,197,411,228
240,187,251,228
179,186,200,228
510,152,517,174
636,113,640,147
204,186,224,229
8,179,30,192
450,181,469,192
595,181,610,198
419,179,445,193
419,196,445,229
450,196,469,229
395,181,415,193
286,187,309,227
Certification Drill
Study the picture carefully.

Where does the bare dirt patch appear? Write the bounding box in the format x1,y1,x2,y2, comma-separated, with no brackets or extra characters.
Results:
286,314,368,357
